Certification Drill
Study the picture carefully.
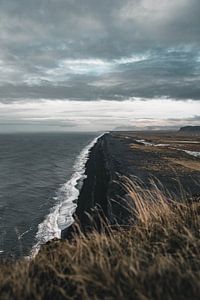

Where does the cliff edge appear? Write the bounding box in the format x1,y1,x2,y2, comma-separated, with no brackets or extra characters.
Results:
62,131,200,238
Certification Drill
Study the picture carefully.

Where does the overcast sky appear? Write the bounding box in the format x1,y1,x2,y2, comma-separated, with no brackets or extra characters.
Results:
0,0,200,132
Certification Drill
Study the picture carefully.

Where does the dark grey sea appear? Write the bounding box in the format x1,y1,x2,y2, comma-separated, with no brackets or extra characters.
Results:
0,132,98,257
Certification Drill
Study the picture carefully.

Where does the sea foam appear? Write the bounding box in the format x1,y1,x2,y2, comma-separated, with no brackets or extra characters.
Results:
32,133,105,256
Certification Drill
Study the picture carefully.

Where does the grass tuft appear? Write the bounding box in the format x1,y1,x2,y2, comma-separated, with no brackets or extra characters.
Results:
0,178,199,300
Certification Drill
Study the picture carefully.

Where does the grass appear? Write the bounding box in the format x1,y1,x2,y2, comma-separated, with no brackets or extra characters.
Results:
0,177,199,300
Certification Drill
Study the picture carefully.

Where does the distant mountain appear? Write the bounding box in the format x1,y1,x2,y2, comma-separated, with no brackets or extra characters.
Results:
179,126,200,132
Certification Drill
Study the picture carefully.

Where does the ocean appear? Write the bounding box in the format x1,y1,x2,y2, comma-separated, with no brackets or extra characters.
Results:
0,132,99,257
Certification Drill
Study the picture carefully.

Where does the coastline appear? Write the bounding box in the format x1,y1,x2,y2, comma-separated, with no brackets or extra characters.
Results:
32,133,105,256
1,130,200,300
62,130,200,238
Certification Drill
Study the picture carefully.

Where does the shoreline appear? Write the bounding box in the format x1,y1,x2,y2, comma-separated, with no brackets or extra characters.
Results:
62,130,200,238
31,133,105,256
1,130,199,300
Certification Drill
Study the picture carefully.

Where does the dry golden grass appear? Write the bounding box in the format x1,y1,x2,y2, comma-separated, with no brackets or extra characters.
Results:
0,178,199,300
164,157,200,171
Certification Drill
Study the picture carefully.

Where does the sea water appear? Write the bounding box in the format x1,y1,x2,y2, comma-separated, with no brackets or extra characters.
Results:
0,132,99,257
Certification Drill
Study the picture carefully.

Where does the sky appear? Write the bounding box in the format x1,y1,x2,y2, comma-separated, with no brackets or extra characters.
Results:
0,0,200,132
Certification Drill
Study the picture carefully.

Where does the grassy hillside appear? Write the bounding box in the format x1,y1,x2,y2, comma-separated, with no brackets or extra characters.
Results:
0,178,199,300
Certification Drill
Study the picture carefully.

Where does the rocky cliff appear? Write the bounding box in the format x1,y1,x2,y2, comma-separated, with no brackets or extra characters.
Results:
61,133,131,238
62,131,200,238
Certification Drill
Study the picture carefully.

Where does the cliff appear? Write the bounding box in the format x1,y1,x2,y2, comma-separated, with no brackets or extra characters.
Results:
179,126,200,133
62,131,200,238
1,133,199,300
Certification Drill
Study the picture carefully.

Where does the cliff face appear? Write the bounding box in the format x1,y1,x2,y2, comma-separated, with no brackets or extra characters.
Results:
62,131,200,238
75,133,112,224
61,133,130,238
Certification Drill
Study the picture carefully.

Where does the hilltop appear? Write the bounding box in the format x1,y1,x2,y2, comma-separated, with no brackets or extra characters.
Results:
180,126,200,133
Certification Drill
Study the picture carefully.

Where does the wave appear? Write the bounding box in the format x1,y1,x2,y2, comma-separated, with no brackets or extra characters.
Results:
31,133,105,256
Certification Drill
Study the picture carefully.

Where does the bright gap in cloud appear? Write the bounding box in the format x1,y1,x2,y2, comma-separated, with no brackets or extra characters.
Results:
43,54,150,79
0,98,199,132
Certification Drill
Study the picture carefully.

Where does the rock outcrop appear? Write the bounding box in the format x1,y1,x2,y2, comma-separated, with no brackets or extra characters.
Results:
179,126,200,133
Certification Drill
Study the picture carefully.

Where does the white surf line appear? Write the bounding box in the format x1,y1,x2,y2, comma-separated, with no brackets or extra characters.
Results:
18,227,32,240
31,132,106,256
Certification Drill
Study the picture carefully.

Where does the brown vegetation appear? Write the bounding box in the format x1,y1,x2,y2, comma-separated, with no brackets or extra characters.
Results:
0,178,199,300
165,157,200,171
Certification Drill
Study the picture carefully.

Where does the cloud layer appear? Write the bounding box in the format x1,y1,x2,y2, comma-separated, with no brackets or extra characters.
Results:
0,1,199,130
0,0,200,101
0,98,199,132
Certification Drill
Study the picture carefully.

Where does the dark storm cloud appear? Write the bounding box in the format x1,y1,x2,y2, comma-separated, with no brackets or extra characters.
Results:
0,0,200,100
